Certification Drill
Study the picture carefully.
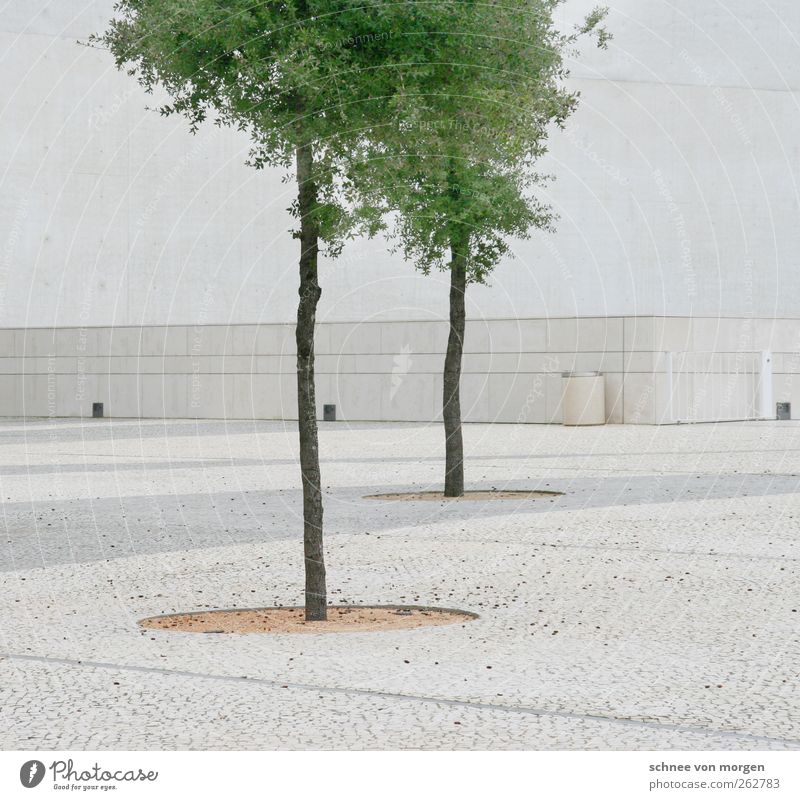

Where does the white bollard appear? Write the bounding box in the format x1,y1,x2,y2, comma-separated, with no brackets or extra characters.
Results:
759,350,774,420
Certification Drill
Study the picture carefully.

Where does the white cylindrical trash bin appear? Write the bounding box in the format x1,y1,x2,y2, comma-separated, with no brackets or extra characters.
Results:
561,371,606,426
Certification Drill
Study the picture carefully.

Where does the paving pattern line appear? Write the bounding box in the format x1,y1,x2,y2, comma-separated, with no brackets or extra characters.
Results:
1,651,796,748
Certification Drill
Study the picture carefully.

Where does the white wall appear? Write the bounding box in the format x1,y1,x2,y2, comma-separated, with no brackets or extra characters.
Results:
0,317,621,423
2,1,799,330
1,316,796,425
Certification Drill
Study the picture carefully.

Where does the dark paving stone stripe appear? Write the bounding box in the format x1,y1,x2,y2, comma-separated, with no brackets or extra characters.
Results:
2,471,799,572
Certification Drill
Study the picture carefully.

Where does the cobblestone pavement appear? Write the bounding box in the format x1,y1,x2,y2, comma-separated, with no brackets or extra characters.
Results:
0,418,798,749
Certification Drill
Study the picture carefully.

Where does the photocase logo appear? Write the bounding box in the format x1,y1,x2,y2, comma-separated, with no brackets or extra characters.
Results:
20,760,45,788
16,758,159,789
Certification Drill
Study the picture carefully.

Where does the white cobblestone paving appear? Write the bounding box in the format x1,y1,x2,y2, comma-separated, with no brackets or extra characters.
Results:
0,418,798,749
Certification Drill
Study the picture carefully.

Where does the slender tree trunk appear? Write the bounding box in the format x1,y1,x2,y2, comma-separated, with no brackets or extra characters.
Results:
443,228,468,497
295,138,327,621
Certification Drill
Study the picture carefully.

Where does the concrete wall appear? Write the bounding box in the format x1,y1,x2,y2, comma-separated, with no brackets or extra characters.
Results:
617,316,798,424
1,316,797,425
2,1,800,330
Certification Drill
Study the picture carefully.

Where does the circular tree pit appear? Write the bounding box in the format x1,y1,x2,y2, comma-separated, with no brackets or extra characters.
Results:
139,605,477,634
364,489,563,501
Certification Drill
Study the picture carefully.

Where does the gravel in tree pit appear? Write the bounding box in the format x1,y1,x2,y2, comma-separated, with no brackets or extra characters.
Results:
140,605,478,634
364,490,563,501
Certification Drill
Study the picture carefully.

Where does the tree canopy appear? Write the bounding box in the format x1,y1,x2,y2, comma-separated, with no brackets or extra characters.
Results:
349,0,610,281
95,0,435,250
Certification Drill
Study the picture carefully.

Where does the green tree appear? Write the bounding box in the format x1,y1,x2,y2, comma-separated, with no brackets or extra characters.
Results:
93,1,417,620
352,2,609,496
